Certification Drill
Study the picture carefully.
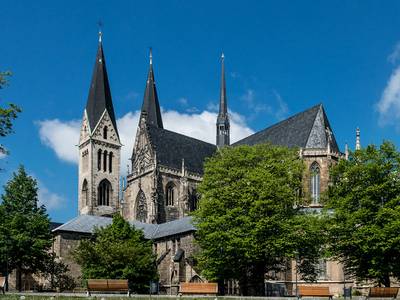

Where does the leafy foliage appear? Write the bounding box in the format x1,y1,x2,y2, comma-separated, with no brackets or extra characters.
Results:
193,144,325,295
0,166,53,291
327,141,400,286
73,214,157,293
40,253,76,291
0,71,21,154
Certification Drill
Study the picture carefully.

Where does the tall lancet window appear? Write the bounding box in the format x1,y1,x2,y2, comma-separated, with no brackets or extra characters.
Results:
109,152,113,173
166,182,175,206
98,179,111,206
82,179,88,206
97,149,102,171
136,190,147,222
310,162,321,204
103,126,108,139
103,150,108,172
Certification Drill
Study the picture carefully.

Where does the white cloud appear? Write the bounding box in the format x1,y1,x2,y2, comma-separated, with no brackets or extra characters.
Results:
37,109,254,173
38,182,66,210
178,97,188,106
241,89,270,114
116,111,141,173
388,42,400,64
376,65,400,128
273,91,289,120
37,119,81,164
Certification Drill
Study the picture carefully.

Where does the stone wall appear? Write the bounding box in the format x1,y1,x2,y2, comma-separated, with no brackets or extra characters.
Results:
53,231,90,286
154,232,200,294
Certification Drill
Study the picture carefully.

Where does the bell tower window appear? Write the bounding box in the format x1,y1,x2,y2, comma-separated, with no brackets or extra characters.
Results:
82,179,88,206
103,150,108,172
97,149,102,171
98,179,111,206
103,126,108,139
109,152,113,173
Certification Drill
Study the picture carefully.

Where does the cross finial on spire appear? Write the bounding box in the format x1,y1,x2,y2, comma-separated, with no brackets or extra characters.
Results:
97,20,103,42
149,47,153,65
221,52,224,60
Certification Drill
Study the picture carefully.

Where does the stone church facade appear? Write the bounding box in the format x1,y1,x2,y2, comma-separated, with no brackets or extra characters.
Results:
49,34,356,295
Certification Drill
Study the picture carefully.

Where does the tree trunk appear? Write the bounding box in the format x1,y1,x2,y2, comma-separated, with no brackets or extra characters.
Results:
16,266,22,292
248,262,265,296
238,274,248,296
383,273,391,287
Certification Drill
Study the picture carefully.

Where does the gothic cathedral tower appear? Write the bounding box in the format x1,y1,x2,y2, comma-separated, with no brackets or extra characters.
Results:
78,32,121,216
216,53,230,148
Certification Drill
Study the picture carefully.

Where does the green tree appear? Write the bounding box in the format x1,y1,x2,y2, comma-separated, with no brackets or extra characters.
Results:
40,253,76,292
327,141,400,286
0,166,53,291
0,71,21,155
73,214,157,293
193,144,325,295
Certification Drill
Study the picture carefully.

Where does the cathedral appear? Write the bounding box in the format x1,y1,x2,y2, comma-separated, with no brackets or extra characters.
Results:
76,34,341,224
50,33,353,295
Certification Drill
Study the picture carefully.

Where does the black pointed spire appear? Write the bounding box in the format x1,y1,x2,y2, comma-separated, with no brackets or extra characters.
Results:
85,31,118,136
216,52,230,148
140,48,163,128
219,53,228,116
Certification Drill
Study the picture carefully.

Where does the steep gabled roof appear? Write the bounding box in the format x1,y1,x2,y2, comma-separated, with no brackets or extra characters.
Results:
234,104,339,152
85,39,118,136
52,214,196,240
147,125,217,174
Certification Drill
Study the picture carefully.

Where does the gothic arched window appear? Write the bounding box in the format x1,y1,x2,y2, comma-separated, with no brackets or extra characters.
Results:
135,190,147,222
109,152,113,173
103,150,108,172
189,189,199,211
103,126,108,139
166,183,175,206
98,179,111,206
310,162,321,204
97,149,102,171
82,179,88,206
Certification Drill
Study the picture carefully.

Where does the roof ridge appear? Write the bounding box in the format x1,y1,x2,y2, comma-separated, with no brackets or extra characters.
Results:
147,124,217,148
234,103,322,145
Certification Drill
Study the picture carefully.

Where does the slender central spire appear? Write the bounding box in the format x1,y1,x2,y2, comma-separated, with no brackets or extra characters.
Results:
216,52,230,148
85,31,118,136
140,48,163,128
219,52,227,116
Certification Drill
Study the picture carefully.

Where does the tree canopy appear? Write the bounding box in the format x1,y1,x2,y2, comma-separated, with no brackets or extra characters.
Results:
0,71,21,155
193,144,325,295
0,166,53,291
327,141,400,286
73,214,158,293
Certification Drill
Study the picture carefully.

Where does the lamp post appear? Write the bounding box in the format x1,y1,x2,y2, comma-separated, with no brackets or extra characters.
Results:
295,253,299,299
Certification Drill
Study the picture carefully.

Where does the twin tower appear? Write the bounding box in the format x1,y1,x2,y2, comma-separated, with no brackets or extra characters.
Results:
77,34,230,217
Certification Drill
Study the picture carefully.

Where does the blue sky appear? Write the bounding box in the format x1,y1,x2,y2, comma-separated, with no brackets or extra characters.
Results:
1,1,400,222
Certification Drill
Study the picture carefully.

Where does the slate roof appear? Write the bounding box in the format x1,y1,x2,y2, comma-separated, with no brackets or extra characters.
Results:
50,222,63,231
234,104,339,152
85,40,119,136
141,52,163,129
52,215,196,240
147,124,217,174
